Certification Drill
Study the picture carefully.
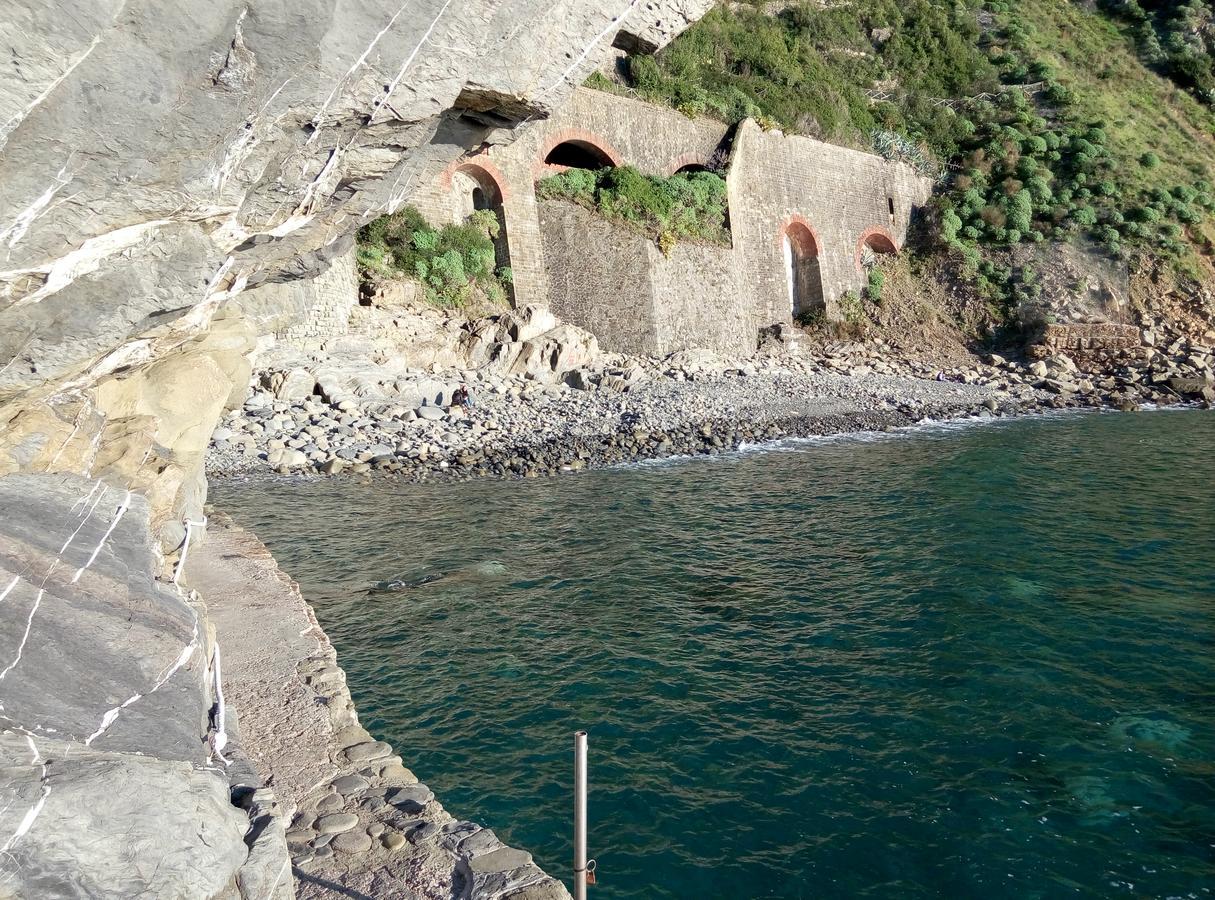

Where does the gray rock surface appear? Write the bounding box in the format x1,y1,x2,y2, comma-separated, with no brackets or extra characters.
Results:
0,0,710,535
0,473,286,898
0,733,249,899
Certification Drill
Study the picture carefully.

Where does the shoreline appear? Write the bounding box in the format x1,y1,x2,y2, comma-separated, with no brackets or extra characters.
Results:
184,517,571,900
206,360,1054,484
206,330,1213,486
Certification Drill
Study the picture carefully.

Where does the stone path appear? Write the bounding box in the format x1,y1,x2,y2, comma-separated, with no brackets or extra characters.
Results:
185,517,569,900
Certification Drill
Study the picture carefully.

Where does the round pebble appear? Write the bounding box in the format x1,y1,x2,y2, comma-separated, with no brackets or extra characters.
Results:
316,813,360,834
332,829,374,854
332,774,370,795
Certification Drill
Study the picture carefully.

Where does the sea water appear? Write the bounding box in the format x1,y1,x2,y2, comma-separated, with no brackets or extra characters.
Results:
215,409,1215,898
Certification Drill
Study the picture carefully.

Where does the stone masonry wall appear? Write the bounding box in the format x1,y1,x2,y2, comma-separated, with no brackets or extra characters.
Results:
393,88,935,355
1039,322,1142,354
539,201,751,357
278,249,360,349
539,202,659,355
728,119,935,324
643,235,752,358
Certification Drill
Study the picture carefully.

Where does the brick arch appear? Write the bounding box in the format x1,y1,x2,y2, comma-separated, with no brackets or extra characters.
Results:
855,226,898,270
777,214,821,257
779,214,826,320
666,152,710,176
538,127,624,169
440,156,511,204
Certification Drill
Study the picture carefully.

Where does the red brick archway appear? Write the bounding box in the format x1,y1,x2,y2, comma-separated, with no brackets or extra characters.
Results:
666,152,711,176
777,214,822,256
440,156,511,204
537,127,624,174
854,226,898,270
778,215,825,319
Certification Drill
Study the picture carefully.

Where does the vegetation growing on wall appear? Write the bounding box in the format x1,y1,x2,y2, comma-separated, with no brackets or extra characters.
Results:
600,0,1215,335
357,207,512,309
536,166,730,252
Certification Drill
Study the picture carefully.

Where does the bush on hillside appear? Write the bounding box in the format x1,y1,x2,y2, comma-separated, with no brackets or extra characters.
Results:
357,206,511,309
536,166,730,251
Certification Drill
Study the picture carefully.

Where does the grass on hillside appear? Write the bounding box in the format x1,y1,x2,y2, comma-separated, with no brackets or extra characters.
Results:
599,0,1215,328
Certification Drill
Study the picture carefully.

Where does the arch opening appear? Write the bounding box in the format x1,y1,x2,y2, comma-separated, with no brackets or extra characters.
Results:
674,163,710,175
783,222,825,322
857,228,898,269
863,232,897,255
452,164,513,302
544,140,615,170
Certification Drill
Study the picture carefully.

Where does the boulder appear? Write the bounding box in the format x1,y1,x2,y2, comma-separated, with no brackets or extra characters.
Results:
0,737,249,899
495,305,559,344
272,368,316,402
507,325,600,381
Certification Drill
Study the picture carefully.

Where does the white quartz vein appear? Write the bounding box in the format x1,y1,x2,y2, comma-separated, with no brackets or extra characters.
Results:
0,737,50,854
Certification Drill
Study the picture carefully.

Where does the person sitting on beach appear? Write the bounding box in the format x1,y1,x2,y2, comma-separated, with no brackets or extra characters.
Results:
452,384,473,410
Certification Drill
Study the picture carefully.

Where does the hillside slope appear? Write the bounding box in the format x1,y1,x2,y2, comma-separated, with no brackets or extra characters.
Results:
600,0,1215,345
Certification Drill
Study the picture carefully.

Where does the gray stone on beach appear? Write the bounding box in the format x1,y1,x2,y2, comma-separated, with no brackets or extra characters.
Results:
408,821,440,845
316,792,344,813
332,774,370,795
469,846,534,873
390,783,435,811
316,813,360,834
345,740,394,763
417,405,447,421
332,829,373,854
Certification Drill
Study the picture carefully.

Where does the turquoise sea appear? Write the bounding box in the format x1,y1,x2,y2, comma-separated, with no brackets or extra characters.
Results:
215,410,1215,898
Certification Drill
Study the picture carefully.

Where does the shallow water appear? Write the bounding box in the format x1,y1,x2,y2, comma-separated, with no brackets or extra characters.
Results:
215,410,1215,898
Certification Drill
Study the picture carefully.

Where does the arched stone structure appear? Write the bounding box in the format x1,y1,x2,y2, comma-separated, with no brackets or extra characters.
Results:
442,158,514,300
854,226,898,270
779,215,825,320
538,128,624,171
666,152,710,176
440,157,510,205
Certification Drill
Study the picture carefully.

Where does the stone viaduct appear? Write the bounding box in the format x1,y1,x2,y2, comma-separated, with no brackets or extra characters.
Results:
411,86,935,356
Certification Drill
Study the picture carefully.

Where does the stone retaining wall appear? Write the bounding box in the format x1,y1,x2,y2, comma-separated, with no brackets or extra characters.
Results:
270,88,935,360
539,202,751,356
1039,322,1142,354
410,86,935,354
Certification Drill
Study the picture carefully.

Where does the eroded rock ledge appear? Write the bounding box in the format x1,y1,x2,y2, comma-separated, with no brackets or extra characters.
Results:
0,474,286,897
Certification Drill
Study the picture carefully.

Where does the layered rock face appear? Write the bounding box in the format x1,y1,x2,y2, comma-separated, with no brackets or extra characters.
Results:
0,0,710,537
0,1,710,896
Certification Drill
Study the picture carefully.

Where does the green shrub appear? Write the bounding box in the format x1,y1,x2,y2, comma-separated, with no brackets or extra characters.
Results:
356,205,510,309
866,269,885,302
839,290,865,325
536,165,730,247
1071,205,1099,227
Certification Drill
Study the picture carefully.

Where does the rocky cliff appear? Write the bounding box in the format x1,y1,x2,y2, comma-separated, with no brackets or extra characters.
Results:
0,1,710,896
0,0,710,537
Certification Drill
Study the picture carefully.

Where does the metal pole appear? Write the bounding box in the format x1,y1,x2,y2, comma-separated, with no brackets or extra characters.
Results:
574,730,588,900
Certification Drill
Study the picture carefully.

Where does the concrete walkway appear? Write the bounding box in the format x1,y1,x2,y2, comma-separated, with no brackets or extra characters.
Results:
186,516,568,900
